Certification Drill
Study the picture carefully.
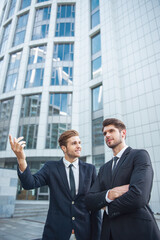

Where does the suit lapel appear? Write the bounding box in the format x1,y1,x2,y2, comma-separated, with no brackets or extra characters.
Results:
112,147,132,181
57,158,71,197
76,160,86,198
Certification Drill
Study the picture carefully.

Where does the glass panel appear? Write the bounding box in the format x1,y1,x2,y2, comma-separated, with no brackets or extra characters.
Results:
32,7,51,40
20,0,31,10
0,22,11,54
8,0,16,19
18,124,38,149
92,154,104,172
92,117,104,146
51,67,73,85
21,94,41,117
92,33,101,55
55,4,75,37
3,52,22,93
0,98,14,151
92,85,103,111
49,93,72,116
91,10,100,28
92,56,101,78
46,123,71,149
91,0,99,11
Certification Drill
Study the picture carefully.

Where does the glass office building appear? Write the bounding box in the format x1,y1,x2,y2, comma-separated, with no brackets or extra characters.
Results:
0,0,160,212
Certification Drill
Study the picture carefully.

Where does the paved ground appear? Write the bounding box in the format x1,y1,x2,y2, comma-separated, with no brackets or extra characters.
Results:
0,215,46,240
0,214,160,240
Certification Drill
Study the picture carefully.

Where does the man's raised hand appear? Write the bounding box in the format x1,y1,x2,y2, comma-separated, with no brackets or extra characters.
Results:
9,135,27,172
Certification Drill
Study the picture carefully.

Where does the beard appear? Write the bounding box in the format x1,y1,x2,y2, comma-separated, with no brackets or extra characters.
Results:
106,137,123,149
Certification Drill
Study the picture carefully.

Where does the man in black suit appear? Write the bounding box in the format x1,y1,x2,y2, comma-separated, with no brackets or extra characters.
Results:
85,118,160,240
9,130,101,240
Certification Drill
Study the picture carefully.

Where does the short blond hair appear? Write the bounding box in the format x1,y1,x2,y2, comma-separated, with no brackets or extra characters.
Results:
58,130,79,147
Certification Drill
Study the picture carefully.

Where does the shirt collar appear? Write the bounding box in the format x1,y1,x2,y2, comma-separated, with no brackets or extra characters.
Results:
63,158,79,168
115,145,128,159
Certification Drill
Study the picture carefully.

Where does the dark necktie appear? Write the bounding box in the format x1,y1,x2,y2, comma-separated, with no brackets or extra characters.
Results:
69,164,76,198
112,156,119,173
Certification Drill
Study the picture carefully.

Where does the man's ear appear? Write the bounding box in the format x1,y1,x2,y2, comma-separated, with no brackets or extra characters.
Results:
121,129,126,139
61,145,66,153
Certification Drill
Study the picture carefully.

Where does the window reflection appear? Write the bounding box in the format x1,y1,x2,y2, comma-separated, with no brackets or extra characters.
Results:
93,154,104,173
91,0,100,29
3,51,22,93
32,7,51,40
55,4,75,37
46,123,71,149
25,45,46,88
13,13,29,46
49,93,72,116
91,32,101,79
92,85,103,111
92,117,104,147
7,0,16,19
20,0,31,10
51,43,74,85
0,22,11,54
0,98,14,150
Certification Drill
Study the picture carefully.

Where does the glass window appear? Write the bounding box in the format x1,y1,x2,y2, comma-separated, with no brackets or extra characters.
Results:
92,117,104,147
3,51,22,93
49,93,72,116
0,4,6,26
91,0,99,11
7,0,16,19
91,33,101,79
32,7,51,40
20,0,31,10
21,94,41,117
13,13,29,46
46,123,71,149
18,124,38,149
92,85,103,111
91,0,100,29
53,43,74,61
0,98,14,150
0,22,11,54
93,154,104,172
55,4,75,37
51,67,73,86
92,33,101,55
92,56,101,78
25,45,46,88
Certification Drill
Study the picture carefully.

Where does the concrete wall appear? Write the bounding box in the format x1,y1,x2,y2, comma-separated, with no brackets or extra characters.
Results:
0,168,18,218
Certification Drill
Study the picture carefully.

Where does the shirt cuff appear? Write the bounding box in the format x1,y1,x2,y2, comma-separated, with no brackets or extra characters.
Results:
19,167,24,174
105,190,113,203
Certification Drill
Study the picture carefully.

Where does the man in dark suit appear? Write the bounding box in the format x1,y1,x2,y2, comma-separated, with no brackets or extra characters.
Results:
9,130,101,240
85,118,160,240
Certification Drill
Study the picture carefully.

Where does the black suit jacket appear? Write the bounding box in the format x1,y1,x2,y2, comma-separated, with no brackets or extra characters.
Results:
18,159,101,240
85,147,160,240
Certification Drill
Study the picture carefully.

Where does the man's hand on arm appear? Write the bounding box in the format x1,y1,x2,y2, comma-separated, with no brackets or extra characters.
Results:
103,184,129,211
9,135,27,172
108,184,129,201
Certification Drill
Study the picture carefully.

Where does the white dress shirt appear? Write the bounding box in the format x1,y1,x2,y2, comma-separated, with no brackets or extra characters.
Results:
63,158,79,195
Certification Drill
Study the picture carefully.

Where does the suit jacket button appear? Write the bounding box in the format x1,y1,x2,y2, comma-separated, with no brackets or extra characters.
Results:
72,201,75,204
72,217,75,220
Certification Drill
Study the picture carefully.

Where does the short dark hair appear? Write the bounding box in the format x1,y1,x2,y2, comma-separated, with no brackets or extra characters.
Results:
102,118,126,132
58,130,79,147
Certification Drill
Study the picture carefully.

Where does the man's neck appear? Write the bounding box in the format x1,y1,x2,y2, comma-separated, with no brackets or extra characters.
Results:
112,142,127,156
64,155,78,163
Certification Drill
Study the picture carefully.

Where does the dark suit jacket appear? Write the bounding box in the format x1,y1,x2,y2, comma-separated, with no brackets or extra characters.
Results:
18,159,101,240
85,147,160,240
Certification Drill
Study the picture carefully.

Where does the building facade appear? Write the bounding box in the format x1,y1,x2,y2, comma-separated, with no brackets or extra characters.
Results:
0,0,160,213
